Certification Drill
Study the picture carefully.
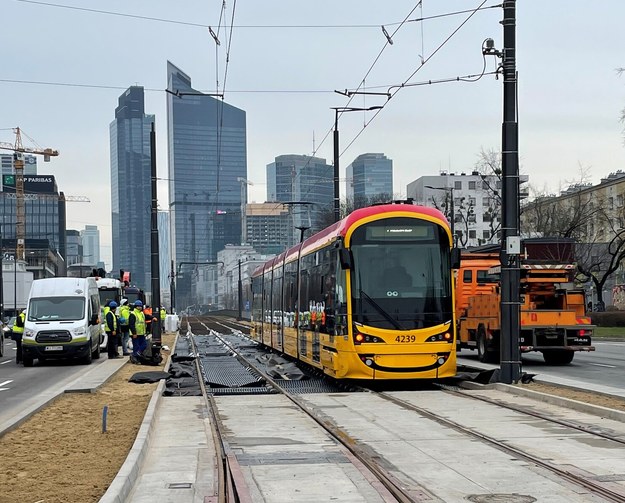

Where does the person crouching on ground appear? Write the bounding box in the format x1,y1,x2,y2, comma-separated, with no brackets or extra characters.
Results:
129,300,147,363
105,301,120,359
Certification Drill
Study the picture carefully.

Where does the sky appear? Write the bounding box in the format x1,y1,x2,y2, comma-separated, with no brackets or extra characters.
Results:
3,0,625,269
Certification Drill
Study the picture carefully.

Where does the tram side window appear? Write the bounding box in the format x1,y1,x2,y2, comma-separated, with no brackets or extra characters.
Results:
300,253,314,310
283,261,297,326
251,276,263,323
263,273,272,323
272,266,283,326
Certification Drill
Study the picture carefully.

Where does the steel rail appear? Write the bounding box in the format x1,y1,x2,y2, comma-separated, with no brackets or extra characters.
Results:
205,324,428,503
437,382,625,446
376,390,625,503
187,317,254,503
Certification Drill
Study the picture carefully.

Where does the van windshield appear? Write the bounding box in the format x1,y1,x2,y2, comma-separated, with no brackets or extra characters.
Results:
28,297,86,322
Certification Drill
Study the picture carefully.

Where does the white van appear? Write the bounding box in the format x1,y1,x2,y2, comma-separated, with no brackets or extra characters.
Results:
22,277,103,367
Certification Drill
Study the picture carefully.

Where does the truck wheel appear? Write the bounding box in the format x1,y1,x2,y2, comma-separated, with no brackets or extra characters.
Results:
23,356,34,367
477,327,497,363
542,349,574,365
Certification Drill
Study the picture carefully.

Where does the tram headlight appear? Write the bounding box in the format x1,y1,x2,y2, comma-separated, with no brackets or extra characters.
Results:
354,332,364,344
426,332,453,342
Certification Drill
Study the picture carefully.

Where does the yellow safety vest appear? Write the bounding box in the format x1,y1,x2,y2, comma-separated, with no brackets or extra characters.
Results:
12,312,25,334
160,308,166,321
131,309,146,335
106,311,117,332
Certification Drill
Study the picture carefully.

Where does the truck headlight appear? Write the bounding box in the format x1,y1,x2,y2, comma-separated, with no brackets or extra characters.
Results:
25,329,36,338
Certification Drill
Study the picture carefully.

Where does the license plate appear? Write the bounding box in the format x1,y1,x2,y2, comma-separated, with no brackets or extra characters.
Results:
44,346,63,351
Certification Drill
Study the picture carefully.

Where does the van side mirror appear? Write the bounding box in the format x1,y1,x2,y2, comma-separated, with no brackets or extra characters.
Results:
450,248,461,269
339,248,353,270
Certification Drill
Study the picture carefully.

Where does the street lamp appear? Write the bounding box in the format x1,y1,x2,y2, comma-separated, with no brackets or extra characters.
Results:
425,185,455,246
331,106,383,223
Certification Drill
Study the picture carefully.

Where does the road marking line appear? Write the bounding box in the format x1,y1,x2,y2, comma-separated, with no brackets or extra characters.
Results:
0,360,12,365
588,363,617,368
0,388,10,391
0,380,13,387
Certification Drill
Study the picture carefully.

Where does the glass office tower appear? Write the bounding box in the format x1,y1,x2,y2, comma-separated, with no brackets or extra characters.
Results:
345,153,393,208
110,86,154,288
167,62,247,310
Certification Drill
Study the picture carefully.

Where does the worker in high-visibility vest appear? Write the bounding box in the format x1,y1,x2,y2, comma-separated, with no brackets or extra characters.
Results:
129,300,147,362
160,307,166,331
12,309,26,364
105,301,120,359
118,298,131,356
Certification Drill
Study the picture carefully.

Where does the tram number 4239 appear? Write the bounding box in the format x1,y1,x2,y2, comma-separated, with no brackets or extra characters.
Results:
395,335,416,343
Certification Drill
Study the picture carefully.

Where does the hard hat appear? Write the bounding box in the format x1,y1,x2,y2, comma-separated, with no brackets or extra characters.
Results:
120,298,128,306
134,300,143,307
109,301,118,308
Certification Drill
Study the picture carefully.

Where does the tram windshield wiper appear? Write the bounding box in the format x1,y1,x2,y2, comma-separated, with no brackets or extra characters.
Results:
359,289,403,330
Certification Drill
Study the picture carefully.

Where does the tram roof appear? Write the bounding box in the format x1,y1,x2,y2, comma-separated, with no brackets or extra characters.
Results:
254,203,447,276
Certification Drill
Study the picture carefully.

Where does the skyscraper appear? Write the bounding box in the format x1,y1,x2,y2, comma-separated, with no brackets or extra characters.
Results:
110,86,154,286
266,154,333,237
345,153,393,207
80,225,100,266
167,62,247,310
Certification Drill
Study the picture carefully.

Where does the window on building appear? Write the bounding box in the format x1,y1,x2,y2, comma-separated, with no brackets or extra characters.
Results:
609,197,614,210
469,197,476,206
618,194,624,207
469,230,477,239
468,214,477,223
454,181,462,190
496,181,502,190
469,181,476,190
483,230,490,239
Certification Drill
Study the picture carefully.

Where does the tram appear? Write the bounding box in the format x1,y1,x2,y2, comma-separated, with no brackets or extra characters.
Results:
250,201,458,380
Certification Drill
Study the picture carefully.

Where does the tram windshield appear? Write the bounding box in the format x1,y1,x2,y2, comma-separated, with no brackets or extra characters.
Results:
349,217,453,330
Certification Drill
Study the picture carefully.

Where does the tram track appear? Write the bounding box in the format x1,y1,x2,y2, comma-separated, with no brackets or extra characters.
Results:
373,387,625,502
186,316,625,501
189,316,429,502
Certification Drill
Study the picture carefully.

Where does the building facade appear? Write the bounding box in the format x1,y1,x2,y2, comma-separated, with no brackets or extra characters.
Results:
80,225,100,266
65,229,82,266
407,171,512,248
266,154,333,238
0,154,37,176
0,174,66,262
521,170,625,307
246,202,293,254
167,62,247,311
345,153,393,206
110,85,154,288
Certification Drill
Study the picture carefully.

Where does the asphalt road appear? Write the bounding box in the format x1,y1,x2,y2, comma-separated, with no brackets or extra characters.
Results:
458,340,625,390
0,337,109,429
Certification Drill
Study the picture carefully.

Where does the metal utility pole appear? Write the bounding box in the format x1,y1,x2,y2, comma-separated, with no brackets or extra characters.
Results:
499,1,521,383
149,122,162,345
170,259,176,313
331,106,383,223
237,177,253,244
237,259,242,320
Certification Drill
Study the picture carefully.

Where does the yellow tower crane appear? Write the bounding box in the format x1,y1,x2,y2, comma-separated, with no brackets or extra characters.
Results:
0,127,59,261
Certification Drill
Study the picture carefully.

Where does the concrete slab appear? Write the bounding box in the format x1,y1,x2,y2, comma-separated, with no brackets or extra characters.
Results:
65,356,127,393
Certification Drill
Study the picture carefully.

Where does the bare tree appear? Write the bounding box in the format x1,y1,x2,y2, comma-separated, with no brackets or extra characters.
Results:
522,169,625,305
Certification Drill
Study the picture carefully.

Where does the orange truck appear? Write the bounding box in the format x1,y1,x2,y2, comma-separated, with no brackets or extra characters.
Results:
456,238,595,365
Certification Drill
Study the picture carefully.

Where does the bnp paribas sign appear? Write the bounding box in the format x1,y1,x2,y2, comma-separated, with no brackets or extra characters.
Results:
2,174,56,194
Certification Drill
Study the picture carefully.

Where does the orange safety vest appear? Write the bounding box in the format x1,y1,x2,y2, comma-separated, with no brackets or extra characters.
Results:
144,307,153,325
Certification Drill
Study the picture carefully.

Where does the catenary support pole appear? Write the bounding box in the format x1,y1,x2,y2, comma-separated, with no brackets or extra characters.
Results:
499,0,521,383
333,111,340,223
150,122,162,345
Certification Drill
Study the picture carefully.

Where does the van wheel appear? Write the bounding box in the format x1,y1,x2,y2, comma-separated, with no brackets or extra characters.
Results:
82,346,93,365
23,357,33,367
93,341,101,360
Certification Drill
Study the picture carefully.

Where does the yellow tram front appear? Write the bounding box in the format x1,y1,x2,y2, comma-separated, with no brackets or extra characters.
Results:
329,208,456,379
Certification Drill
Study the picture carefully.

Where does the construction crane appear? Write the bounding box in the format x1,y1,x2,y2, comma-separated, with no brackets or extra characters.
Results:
0,127,59,261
